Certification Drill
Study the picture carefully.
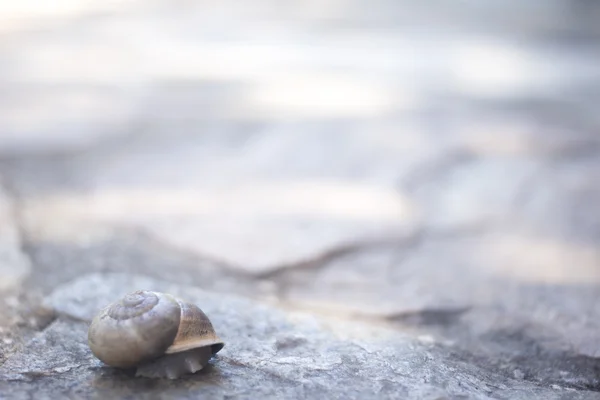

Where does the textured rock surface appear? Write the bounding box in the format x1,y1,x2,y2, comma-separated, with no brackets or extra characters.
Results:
0,273,597,400
1,0,600,398
0,180,30,292
0,178,53,367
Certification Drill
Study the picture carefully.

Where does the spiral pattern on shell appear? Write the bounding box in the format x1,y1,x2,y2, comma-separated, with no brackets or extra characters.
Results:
88,290,182,368
107,291,159,319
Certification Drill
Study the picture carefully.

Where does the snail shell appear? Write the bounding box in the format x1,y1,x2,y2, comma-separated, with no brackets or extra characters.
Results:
87,290,224,379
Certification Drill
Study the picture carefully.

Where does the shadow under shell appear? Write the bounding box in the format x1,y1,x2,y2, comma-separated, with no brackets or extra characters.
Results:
135,346,213,379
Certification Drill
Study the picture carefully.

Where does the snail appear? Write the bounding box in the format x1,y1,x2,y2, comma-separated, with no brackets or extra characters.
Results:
87,290,224,379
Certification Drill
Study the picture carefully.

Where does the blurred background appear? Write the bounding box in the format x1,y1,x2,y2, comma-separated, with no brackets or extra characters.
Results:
0,0,600,371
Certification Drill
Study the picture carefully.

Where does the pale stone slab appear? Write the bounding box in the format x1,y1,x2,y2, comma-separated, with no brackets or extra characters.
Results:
0,180,30,292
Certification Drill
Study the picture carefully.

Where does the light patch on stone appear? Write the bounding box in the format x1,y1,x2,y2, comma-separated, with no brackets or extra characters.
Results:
0,0,143,32
0,181,30,291
22,182,419,273
447,38,548,98
469,233,600,285
241,73,397,118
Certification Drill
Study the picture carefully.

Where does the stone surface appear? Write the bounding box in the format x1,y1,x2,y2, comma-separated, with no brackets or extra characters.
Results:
267,232,600,314
0,179,30,292
1,273,598,399
265,231,600,366
0,177,59,373
0,0,600,399
1,0,599,274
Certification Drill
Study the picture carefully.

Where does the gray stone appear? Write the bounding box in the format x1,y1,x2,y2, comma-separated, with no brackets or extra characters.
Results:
522,156,600,244
1,0,599,278
1,273,598,399
0,177,40,365
0,0,599,398
407,157,542,230
14,130,425,274
9,229,260,299
265,231,600,361
0,179,30,292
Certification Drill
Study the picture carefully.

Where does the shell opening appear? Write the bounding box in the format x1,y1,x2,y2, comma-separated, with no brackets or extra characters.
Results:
211,343,224,354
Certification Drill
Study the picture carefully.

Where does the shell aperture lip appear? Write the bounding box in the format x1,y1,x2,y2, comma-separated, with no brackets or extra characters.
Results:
165,299,225,355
